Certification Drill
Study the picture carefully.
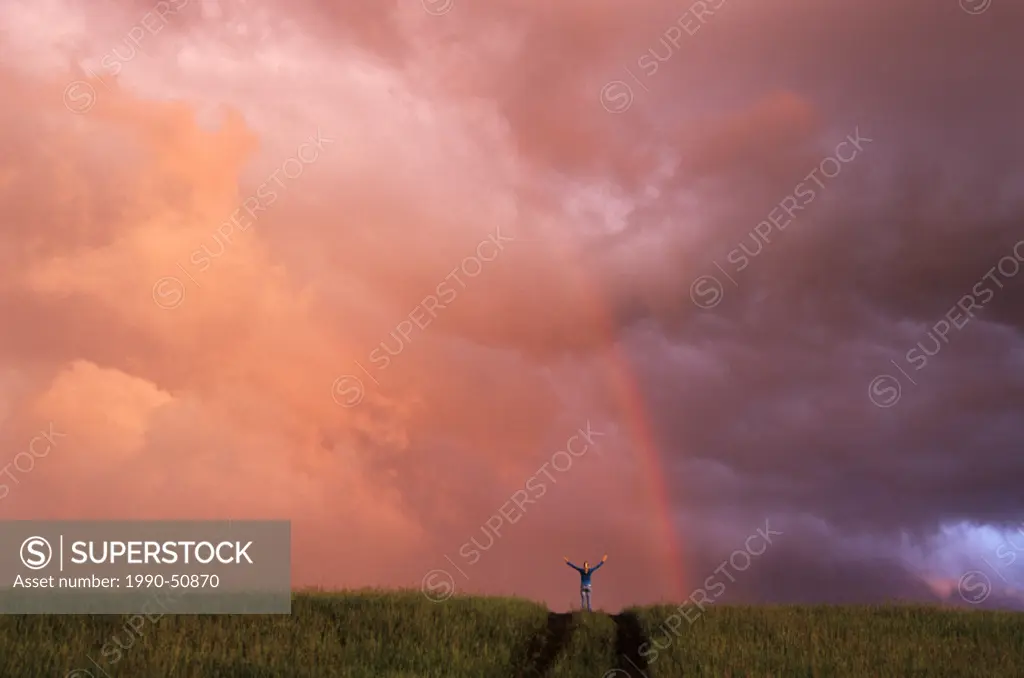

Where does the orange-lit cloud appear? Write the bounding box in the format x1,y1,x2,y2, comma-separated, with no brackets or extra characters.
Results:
1,0,1023,612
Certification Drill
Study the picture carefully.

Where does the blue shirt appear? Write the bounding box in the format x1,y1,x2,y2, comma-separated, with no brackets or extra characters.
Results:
567,561,603,587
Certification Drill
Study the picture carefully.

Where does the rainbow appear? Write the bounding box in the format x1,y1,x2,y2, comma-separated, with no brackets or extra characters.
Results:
603,342,687,604
558,238,687,603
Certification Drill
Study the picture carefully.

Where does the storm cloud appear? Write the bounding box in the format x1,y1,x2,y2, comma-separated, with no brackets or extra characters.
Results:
0,0,1022,611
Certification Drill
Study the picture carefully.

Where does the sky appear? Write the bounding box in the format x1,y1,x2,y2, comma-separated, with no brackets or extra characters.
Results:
0,0,1023,613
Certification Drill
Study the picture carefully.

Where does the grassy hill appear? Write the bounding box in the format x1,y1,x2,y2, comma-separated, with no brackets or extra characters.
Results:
2,590,1023,676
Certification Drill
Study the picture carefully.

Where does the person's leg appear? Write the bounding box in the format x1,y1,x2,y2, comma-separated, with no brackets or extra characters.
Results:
580,588,586,610
584,588,591,612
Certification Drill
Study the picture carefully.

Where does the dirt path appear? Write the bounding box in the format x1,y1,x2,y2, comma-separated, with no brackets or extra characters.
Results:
610,612,651,677
515,612,576,677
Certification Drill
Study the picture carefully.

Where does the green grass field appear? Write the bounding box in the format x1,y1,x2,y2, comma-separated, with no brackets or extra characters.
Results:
1,590,1022,677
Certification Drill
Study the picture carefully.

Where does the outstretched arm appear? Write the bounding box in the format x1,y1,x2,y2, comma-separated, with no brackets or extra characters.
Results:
592,554,608,570
564,557,581,571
